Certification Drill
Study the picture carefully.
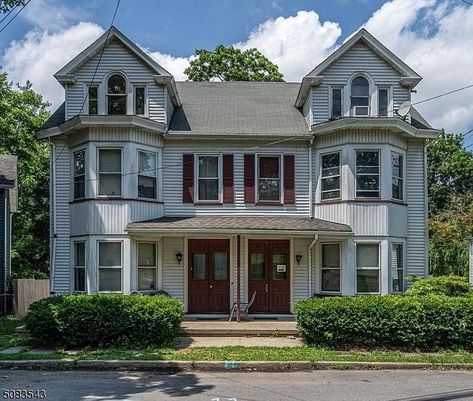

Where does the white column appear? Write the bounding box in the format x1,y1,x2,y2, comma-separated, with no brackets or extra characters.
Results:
341,238,356,295
469,240,473,288
380,239,389,294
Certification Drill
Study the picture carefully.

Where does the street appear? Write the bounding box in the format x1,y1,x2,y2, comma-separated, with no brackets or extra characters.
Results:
1,370,473,401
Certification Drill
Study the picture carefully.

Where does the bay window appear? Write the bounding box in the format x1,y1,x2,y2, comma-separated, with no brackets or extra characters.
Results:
74,242,86,292
197,155,220,201
98,241,122,292
73,149,85,199
321,243,341,293
138,150,157,199
392,243,404,292
137,242,157,291
356,243,380,294
321,152,341,200
392,151,403,201
98,149,122,196
258,155,281,202
356,150,380,198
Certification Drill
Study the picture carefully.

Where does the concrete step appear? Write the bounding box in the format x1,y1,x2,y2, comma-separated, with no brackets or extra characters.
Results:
14,325,31,338
177,336,304,348
180,321,299,337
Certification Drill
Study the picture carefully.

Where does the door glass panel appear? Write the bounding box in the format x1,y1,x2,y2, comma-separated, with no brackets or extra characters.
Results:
192,253,206,280
250,253,265,280
213,252,228,280
272,253,287,280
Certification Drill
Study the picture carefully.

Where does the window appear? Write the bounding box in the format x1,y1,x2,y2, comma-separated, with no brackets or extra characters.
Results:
392,244,404,292
88,86,98,115
98,149,122,196
250,253,265,280
356,243,380,293
272,253,288,280
98,242,122,292
137,243,156,291
138,151,157,199
258,155,281,202
197,155,220,201
331,88,342,118
356,151,380,198
321,243,341,292
351,76,370,116
134,86,145,115
321,152,341,200
107,74,127,115
74,242,86,292
73,149,85,199
378,88,388,117
392,151,403,201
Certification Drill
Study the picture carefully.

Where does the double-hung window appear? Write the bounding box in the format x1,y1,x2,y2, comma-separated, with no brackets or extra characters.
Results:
378,88,389,117
392,151,403,201
392,243,404,292
74,242,86,292
134,86,145,115
138,150,157,199
197,155,220,202
98,149,122,196
356,150,380,198
137,243,157,291
258,155,281,202
351,76,370,116
88,86,98,115
321,152,341,200
321,243,341,293
98,242,122,292
73,149,85,199
107,74,127,115
331,88,342,118
356,243,380,294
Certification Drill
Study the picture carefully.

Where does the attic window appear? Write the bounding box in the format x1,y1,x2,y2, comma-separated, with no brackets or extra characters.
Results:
107,74,127,115
351,76,369,116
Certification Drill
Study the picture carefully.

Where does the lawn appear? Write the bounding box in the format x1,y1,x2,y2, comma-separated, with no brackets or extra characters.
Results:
0,316,30,350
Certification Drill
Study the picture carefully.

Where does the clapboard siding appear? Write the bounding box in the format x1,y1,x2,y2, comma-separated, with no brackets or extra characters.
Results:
294,238,311,302
315,129,407,150
162,141,311,216
0,190,5,294
312,43,410,123
406,138,427,276
65,39,166,123
162,237,184,301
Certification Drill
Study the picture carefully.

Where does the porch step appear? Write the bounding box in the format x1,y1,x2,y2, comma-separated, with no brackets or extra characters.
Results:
179,321,299,337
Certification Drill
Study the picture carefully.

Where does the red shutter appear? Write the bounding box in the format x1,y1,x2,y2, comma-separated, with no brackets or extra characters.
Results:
284,154,295,204
223,154,234,203
244,154,255,203
182,154,194,203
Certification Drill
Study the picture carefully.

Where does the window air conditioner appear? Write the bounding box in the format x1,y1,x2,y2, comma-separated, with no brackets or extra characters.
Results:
353,106,369,116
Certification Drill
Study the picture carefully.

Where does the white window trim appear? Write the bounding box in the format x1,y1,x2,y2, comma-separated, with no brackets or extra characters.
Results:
137,149,158,200
97,240,123,293
72,148,86,200
104,71,130,115
355,241,381,295
137,241,158,292
320,242,342,294
355,149,381,199
97,147,123,198
320,150,341,201
391,242,405,293
391,150,404,202
256,153,283,204
377,86,392,118
347,72,375,117
133,84,148,117
73,241,86,293
195,153,222,203
329,86,343,119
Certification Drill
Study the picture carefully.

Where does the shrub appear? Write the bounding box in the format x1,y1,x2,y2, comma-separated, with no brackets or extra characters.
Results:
406,276,471,296
295,295,473,350
25,294,184,348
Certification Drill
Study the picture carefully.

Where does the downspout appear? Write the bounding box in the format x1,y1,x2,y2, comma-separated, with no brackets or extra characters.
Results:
237,234,241,322
50,142,56,294
308,138,314,218
308,234,318,297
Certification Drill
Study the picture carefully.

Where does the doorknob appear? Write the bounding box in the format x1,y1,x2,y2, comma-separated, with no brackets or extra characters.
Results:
210,285,213,289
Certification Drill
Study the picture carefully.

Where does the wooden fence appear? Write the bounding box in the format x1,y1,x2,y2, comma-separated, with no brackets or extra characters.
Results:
13,279,50,318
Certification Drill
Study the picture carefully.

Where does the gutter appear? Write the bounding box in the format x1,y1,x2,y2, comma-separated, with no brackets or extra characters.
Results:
126,228,352,237
308,138,314,219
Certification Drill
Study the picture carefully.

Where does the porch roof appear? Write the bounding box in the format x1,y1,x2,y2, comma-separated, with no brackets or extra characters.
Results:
126,216,352,236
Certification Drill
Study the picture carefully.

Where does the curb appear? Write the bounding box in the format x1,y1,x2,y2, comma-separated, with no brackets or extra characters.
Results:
0,360,472,372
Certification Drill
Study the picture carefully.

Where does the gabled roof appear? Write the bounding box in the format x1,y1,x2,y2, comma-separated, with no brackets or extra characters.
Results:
0,155,17,188
295,29,422,107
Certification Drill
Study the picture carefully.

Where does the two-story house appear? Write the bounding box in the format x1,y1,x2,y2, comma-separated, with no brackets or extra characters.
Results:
38,27,441,315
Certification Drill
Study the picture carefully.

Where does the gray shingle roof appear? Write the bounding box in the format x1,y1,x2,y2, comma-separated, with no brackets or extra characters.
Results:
0,155,17,188
168,82,310,136
127,216,352,233
41,102,65,130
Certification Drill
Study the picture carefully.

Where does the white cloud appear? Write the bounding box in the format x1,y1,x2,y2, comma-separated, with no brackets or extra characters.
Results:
148,51,194,81
1,22,104,108
21,0,86,31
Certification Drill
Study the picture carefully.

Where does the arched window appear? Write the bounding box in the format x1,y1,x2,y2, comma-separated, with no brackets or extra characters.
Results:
350,76,369,111
107,74,127,115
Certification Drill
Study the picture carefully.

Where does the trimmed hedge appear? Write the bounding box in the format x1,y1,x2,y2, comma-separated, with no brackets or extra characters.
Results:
406,276,471,296
295,295,473,350
25,294,184,348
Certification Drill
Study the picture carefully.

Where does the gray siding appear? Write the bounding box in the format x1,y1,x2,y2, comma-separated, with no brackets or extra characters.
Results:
162,236,184,301
0,190,5,294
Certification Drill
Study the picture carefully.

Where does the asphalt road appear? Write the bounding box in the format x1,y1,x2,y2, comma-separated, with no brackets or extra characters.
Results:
1,370,473,401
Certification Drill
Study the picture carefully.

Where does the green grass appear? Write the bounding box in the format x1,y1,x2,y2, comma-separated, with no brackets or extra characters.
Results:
0,316,31,351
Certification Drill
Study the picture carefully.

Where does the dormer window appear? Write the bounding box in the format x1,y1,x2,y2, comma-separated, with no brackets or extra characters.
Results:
351,76,369,116
107,74,127,115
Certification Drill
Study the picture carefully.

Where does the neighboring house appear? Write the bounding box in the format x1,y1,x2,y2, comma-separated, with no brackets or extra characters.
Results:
0,155,18,296
38,27,441,314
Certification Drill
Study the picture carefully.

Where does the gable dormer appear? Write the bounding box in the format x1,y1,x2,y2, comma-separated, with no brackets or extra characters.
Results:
54,26,181,126
296,29,422,126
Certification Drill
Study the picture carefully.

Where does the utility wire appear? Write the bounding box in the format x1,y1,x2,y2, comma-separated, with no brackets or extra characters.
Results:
460,0,473,6
0,0,30,33
0,3,18,26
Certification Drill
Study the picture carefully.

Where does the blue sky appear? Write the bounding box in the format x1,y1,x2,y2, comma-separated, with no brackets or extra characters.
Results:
1,0,473,143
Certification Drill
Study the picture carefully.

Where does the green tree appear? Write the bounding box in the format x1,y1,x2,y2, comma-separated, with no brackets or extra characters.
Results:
0,1,25,13
0,73,50,278
184,45,284,82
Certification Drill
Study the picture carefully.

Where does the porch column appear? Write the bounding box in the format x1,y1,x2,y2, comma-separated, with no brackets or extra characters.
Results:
341,238,356,295
469,239,473,288
237,234,241,322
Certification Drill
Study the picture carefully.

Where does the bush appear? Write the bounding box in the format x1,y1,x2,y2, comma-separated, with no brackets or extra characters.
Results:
295,295,473,350
406,276,471,296
25,294,184,348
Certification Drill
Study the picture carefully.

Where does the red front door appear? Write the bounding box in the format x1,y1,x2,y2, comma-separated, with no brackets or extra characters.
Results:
188,239,230,313
248,240,290,313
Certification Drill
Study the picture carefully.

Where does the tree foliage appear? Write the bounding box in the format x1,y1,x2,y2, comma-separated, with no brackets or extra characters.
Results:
184,45,284,82
0,0,25,13
0,73,50,278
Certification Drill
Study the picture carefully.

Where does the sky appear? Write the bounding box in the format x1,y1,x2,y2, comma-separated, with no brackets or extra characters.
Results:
1,0,473,143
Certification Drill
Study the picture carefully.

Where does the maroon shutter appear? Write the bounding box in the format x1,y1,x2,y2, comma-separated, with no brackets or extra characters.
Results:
182,154,194,203
223,154,234,203
284,154,295,204
244,154,255,203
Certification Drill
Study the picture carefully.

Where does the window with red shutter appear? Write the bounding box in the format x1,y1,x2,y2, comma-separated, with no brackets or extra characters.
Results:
284,154,295,204
182,154,194,203
223,154,234,203
244,154,255,203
